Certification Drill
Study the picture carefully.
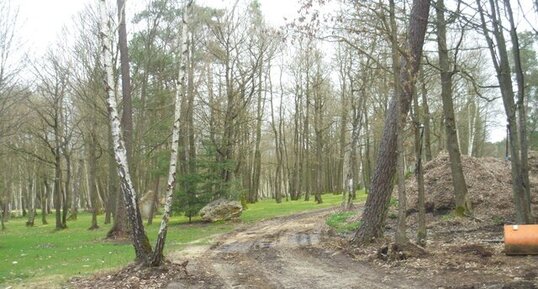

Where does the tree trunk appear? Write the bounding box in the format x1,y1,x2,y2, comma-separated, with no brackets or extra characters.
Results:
54,151,64,230
389,0,408,246
88,131,99,230
362,107,371,193
413,92,427,246
62,152,71,226
314,90,323,204
337,52,349,194
41,179,48,225
352,0,430,245
99,0,152,263
477,0,531,223
436,0,471,216
149,0,192,267
292,84,302,201
396,129,408,245
0,202,5,230
106,0,131,239
504,0,531,219
69,159,83,220
26,177,36,226
269,62,283,204
420,68,432,161
250,47,264,204
304,51,311,202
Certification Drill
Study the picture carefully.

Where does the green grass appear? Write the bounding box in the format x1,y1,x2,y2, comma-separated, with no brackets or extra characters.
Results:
240,193,344,222
325,191,368,234
0,192,355,288
326,211,362,233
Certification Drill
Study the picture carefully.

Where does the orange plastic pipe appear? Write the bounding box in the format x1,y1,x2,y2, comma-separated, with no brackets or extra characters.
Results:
504,224,538,255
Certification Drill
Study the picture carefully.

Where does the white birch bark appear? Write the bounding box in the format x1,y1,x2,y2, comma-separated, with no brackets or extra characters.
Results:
467,99,476,156
99,0,151,261
150,0,192,266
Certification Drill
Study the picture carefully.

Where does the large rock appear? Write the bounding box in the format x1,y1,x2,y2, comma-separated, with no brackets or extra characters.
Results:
199,199,242,222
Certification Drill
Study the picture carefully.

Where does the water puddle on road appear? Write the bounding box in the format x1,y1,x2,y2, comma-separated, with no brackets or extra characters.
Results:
286,232,320,247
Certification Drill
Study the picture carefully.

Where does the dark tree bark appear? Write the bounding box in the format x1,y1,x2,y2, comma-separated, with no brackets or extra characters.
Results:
53,149,64,230
504,0,531,218
69,159,83,220
477,0,531,223
314,79,323,204
419,69,432,161
99,0,152,262
291,82,302,201
41,179,48,225
436,0,471,216
269,62,284,204
250,47,264,203
107,0,132,239
88,129,99,230
413,92,427,246
338,71,348,195
62,152,71,226
117,0,132,157
26,177,36,226
387,0,409,246
352,0,430,245
362,106,371,194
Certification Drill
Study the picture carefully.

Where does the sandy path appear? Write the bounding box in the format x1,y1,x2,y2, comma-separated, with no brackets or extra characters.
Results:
165,208,430,289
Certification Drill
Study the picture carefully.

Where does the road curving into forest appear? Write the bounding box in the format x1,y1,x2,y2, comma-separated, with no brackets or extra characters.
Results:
165,207,430,289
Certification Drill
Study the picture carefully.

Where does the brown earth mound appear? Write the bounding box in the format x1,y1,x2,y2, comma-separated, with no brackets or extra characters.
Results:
404,152,538,222
69,261,189,289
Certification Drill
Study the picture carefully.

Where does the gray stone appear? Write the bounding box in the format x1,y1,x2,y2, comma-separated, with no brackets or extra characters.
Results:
199,199,242,222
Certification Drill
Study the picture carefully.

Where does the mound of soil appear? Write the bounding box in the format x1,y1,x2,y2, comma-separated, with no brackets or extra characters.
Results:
405,152,538,222
69,261,188,289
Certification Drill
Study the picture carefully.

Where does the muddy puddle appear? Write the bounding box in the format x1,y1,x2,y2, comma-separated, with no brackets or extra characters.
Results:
216,231,321,253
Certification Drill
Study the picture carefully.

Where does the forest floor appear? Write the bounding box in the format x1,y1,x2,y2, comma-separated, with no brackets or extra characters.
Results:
70,206,538,289
69,152,538,289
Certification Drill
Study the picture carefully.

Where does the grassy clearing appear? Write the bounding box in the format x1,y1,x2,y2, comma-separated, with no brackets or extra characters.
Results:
0,192,352,288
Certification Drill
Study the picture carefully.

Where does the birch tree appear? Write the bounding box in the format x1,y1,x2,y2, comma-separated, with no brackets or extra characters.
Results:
107,0,131,240
150,0,192,267
98,0,152,262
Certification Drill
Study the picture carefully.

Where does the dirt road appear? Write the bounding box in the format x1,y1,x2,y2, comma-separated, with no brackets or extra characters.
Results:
165,208,430,289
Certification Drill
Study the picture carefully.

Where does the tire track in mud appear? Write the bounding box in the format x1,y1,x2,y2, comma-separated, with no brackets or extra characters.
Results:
166,207,429,289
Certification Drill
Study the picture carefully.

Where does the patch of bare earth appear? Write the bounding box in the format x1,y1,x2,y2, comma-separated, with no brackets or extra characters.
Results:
165,208,429,289
69,261,188,289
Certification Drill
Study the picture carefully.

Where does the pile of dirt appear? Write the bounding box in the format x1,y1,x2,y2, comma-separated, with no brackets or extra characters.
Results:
405,152,519,222
352,151,538,288
69,261,188,289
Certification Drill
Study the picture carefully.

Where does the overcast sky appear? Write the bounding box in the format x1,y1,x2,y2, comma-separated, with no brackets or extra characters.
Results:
14,0,529,143
17,0,300,55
